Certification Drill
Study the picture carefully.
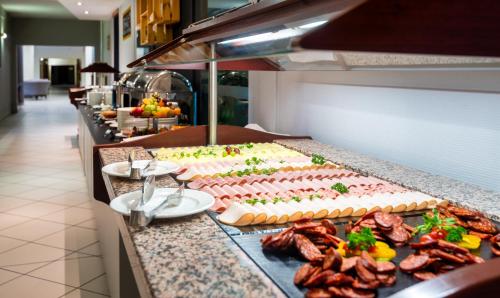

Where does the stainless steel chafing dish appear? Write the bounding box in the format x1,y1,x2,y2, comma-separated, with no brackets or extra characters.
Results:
122,69,196,125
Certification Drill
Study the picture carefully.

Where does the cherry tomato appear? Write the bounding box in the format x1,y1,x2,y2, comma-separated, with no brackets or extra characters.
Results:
420,234,435,243
429,230,447,240
368,246,377,253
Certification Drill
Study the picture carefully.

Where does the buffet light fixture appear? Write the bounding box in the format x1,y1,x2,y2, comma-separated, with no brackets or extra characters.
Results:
218,20,327,46
1,32,7,39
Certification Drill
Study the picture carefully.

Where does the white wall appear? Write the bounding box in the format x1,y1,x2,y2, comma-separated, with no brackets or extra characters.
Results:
22,45,35,80
249,70,500,192
118,0,136,73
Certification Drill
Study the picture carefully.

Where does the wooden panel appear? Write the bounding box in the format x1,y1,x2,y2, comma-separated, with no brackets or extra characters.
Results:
299,0,500,57
136,0,180,45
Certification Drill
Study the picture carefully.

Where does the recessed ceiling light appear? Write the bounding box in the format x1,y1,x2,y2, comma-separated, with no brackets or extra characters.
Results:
77,2,82,6
84,10,89,14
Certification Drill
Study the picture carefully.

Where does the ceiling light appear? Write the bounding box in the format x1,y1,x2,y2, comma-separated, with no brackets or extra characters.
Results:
1,33,7,39
84,10,89,14
77,2,82,6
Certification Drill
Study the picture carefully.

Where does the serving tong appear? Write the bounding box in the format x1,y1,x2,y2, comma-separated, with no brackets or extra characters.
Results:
128,150,157,180
128,162,184,228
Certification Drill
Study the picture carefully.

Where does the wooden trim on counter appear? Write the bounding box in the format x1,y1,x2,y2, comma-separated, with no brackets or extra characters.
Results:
390,257,500,298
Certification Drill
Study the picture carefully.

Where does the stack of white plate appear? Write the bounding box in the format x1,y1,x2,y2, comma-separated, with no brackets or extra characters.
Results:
117,107,134,130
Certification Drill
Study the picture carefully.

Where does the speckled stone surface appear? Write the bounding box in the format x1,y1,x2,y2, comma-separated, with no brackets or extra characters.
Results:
99,148,284,298
275,139,500,221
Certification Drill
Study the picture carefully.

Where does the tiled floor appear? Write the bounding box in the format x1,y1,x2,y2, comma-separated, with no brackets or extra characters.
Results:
0,92,109,297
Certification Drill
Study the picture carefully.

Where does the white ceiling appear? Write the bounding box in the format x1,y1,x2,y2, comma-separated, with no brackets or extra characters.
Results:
0,0,123,20
58,0,123,20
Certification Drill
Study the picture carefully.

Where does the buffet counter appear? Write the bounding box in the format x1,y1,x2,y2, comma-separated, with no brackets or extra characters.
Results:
96,138,500,298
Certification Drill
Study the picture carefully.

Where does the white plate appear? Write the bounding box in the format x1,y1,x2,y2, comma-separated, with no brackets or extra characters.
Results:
110,188,214,218
109,122,118,128
102,160,180,178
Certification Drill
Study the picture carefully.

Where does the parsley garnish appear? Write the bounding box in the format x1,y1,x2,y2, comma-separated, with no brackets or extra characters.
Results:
331,183,349,194
311,154,326,165
272,197,284,204
291,196,301,202
414,209,467,242
347,227,376,251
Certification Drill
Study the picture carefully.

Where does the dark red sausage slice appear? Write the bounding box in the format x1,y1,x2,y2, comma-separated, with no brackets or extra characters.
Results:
324,273,354,286
323,248,342,271
355,257,377,282
429,249,466,264
413,271,437,281
448,206,480,219
294,263,313,285
321,219,337,235
303,270,335,287
384,225,410,244
294,234,324,262
399,254,430,272
376,261,396,273
341,256,359,272
380,274,396,287
373,212,395,229
467,218,497,234
352,278,380,290
305,288,332,298
437,240,469,255
340,286,375,298
360,251,377,272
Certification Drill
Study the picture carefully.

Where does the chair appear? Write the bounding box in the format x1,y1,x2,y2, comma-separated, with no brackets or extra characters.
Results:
23,79,51,99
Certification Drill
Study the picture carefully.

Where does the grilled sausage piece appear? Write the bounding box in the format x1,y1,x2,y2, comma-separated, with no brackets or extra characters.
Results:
303,270,335,287
467,218,497,234
376,261,396,273
429,249,466,264
340,256,359,273
355,258,377,282
352,278,380,290
448,206,480,219
413,271,437,281
373,212,396,229
321,219,337,235
323,248,342,271
384,225,410,244
294,234,324,262
360,251,377,272
294,263,313,285
340,286,375,298
399,254,430,272
324,273,354,286
437,240,469,255
305,288,332,298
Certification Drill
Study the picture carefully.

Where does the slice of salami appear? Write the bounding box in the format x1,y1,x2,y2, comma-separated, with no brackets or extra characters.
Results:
340,256,359,272
294,234,324,262
321,219,337,235
340,286,375,298
324,273,354,286
376,261,396,273
352,278,380,290
379,274,396,287
303,270,335,287
384,225,410,244
448,206,480,219
305,288,332,298
355,257,377,282
410,238,437,249
413,271,437,281
399,254,430,272
469,230,493,239
353,211,378,227
402,223,416,234
437,240,469,255
490,244,500,257
294,263,313,285
323,248,342,271
429,249,466,264
373,212,395,229
467,218,497,234
360,251,377,272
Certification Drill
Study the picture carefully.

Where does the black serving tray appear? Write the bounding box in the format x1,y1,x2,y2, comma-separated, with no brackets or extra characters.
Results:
207,211,500,298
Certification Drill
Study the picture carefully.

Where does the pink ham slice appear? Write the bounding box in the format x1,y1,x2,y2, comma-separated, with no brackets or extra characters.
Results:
211,198,228,212
241,184,259,196
211,185,230,199
232,184,251,198
251,182,268,194
201,186,219,197
221,185,239,197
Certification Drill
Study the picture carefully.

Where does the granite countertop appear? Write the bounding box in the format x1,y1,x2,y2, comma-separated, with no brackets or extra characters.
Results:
275,139,500,221
99,147,284,298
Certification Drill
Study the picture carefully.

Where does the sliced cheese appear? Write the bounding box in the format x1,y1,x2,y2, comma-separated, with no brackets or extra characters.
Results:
217,202,255,226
